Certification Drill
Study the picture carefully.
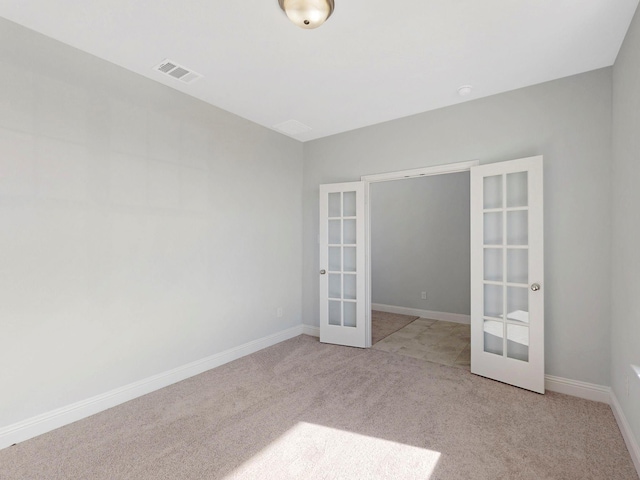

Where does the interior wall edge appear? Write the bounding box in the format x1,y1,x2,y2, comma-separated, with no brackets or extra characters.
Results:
610,391,640,476
302,325,321,337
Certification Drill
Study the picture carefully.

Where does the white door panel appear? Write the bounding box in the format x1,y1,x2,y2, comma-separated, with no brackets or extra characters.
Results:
319,182,366,348
470,156,545,393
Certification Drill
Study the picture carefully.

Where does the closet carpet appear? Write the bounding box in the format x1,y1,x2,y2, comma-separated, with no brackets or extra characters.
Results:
371,310,419,344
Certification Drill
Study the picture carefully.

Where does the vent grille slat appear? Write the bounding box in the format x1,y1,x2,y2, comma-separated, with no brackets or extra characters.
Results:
180,72,200,84
153,59,202,85
158,62,176,73
169,67,189,79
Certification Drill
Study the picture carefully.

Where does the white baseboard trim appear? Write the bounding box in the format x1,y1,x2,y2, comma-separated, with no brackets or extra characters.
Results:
0,324,305,451
544,375,611,403
372,303,470,325
302,325,320,337
610,392,640,475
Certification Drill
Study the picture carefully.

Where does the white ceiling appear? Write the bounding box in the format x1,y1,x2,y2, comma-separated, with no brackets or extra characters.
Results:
1,0,638,141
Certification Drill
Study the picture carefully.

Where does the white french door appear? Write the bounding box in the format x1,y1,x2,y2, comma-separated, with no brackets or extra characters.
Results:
319,182,367,348
470,156,545,393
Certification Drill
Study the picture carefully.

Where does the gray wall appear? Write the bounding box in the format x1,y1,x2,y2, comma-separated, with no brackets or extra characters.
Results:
0,19,303,428
612,5,640,448
370,173,470,314
303,68,613,386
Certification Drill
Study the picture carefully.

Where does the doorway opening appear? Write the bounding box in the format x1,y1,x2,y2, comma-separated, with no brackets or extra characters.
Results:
363,163,474,368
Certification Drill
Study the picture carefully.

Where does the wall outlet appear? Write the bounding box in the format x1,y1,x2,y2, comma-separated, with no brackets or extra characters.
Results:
421,291,427,300
276,307,283,318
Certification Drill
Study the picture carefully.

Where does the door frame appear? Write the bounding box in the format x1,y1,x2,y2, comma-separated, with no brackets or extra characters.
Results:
360,159,480,347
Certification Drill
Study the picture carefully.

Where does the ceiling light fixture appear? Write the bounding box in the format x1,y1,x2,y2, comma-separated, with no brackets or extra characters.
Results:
278,0,335,29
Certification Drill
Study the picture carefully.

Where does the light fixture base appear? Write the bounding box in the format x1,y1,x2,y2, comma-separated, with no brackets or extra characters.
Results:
278,0,335,29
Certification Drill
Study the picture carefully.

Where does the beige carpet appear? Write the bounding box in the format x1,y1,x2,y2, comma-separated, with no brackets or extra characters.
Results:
1,335,637,480
371,310,419,344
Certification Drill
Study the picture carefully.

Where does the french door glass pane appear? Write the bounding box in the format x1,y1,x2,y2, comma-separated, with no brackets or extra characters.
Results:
328,193,341,218
484,284,503,318
328,274,342,299
328,300,341,326
343,247,356,272
507,287,529,323
484,248,503,282
484,212,503,245
484,320,504,356
328,220,341,244
329,247,341,272
483,175,503,209
344,302,357,327
507,172,528,208
507,249,528,284
343,219,356,244
507,211,528,245
343,274,356,300
507,324,529,362
343,191,356,217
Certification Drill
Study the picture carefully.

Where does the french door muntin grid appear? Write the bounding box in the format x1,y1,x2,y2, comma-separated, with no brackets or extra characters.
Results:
482,171,530,362
328,191,358,328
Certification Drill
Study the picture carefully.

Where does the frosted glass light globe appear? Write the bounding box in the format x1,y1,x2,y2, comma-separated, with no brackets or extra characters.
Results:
279,0,335,29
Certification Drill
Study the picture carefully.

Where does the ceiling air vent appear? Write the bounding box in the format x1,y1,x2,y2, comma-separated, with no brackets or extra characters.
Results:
153,59,203,84
273,120,313,136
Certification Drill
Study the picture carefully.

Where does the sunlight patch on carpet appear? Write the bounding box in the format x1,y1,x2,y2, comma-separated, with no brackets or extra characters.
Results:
226,422,441,479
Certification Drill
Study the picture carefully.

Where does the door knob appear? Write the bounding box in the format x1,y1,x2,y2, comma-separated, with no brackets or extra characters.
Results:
320,270,326,275
531,283,541,291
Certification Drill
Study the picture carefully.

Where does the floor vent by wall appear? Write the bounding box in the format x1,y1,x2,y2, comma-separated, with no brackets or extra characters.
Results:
153,59,202,84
